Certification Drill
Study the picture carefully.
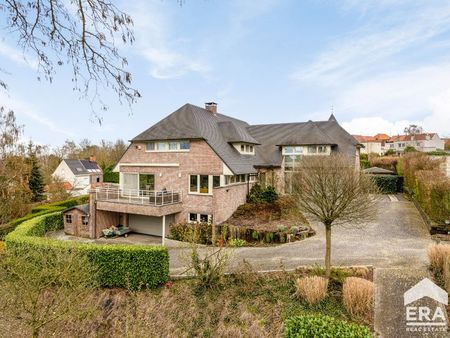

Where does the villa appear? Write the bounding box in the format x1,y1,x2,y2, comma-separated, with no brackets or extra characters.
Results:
66,103,360,241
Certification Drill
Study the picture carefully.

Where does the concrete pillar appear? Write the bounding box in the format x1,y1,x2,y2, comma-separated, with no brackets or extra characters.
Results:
88,189,97,239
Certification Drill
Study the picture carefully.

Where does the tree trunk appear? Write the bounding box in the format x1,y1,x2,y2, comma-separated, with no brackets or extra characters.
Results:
325,223,332,278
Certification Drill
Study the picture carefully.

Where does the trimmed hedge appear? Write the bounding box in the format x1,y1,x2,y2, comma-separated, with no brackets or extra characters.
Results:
370,175,403,194
5,212,169,290
0,196,89,239
284,314,372,338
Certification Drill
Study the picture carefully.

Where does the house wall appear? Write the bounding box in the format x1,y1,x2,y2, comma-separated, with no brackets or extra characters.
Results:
360,142,383,155
115,140,241,224
213,183,250,224
63,209,90,238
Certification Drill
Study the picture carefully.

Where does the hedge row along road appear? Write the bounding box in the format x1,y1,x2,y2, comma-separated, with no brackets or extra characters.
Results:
5,212,169,289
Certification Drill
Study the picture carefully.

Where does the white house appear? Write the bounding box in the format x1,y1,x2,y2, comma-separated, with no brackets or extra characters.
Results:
386,133,445,153
353,134,390,155
52,157,103,196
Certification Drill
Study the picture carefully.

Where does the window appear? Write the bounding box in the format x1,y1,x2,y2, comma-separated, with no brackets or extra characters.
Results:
308,146,317,154
241,144,245,152
146,140,190,152
189,213,197,222
213,176,220,188
235,143,255,155
81,215,88,225
318,145,327,153
282,146,303,155
65,214,72,224
188,213,212,223
96,177,100,183
190,175,198,192
200,175,209,194
189,175,211,194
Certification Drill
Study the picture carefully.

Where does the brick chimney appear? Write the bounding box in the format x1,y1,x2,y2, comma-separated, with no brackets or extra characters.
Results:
205,102,217,114
89,155,96,162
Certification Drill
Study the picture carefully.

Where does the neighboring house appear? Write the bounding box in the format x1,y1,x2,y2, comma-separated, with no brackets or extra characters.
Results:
81,103,359,241
52,157,103,196
386,133,445,153
353,133,390,155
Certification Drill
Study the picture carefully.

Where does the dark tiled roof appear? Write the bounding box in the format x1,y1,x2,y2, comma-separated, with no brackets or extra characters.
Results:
63,159,102,175
130,103,359,174
63,204,89,214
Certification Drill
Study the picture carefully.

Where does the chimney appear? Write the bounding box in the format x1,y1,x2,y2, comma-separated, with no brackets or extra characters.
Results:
205,102,217,114
89,155,96,162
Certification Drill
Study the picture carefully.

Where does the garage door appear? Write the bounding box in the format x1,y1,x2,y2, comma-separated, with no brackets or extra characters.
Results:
129,214,162,236
128,214,175,236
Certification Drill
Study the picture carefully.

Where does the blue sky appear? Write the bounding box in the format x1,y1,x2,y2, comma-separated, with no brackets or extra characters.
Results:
1,0,450,147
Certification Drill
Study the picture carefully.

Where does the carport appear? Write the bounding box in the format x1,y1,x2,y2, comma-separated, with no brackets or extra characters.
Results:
128,214,175,245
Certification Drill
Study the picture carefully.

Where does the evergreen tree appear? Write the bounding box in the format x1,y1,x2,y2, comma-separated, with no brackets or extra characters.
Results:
28,155,45,202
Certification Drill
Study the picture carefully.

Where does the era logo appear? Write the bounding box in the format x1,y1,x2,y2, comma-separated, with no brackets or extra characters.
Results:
404,278,448,332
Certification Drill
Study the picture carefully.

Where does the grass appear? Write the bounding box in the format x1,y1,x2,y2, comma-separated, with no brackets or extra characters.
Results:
0,269,372,337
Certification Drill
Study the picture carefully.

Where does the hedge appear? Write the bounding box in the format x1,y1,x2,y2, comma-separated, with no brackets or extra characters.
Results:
5,212,169,290
284,314,372,338
0,196,89,238
370,175,403,194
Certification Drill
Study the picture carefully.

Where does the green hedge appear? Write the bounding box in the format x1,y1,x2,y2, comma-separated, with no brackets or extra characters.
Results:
284,314,372,338
5,212,169,289
370,175,403,194
0,196,89,239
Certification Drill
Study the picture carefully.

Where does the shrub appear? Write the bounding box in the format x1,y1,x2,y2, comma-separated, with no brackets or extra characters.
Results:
427,244,450,273
295,276,328,305
189,244,228,291
369,156,398,173
228,238,246,247
5,213,169,290
342,277,374,319
169,222,212,244
404,145,417,153
284,314,372,338
247,184,278,203
370,175,402,193
384,149,396,156
103,165,120,183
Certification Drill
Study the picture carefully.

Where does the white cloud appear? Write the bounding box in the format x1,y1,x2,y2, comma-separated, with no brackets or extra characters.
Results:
0,42,38,69
125,0,210,79
0,91,76,139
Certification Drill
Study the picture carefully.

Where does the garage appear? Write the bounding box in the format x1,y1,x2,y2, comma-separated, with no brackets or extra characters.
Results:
128,214,174,236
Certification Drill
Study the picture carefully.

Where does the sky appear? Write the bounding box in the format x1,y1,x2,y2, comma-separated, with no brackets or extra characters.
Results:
1,0,450,148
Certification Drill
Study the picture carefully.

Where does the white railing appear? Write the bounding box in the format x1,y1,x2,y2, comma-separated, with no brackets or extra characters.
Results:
95,187,181,206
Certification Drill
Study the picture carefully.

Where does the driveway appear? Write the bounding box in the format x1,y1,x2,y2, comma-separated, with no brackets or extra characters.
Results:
169,195,434,275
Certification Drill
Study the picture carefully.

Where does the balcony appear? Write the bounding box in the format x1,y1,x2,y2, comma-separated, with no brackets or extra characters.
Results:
94,186,183,217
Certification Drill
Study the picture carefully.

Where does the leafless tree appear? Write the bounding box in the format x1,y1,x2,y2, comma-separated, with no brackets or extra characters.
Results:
404,124,423,135
291,154,378,278
0,0,141,116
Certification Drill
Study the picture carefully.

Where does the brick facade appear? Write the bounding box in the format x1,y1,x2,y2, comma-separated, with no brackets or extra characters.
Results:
213,182,252,224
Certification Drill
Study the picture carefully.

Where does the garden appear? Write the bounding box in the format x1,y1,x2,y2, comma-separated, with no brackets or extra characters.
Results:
169,185,315,247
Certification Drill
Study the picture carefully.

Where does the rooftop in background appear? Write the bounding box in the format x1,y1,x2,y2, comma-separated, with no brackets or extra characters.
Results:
363,167,396,175
63,159,102,175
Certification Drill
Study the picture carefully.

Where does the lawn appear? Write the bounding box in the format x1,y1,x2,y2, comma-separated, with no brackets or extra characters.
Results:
0,267,373,337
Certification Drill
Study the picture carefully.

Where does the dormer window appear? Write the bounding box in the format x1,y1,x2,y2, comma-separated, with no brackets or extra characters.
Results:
146,140,190,152
234,143,255,155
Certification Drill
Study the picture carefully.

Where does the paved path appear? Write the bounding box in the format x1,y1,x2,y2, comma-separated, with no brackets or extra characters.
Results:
169,196,433,275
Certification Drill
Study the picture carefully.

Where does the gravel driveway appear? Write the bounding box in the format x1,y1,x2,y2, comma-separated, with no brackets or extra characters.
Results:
169,195,433,275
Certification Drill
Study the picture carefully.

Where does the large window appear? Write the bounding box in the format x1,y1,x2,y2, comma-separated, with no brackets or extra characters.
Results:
139,174,155,191
189,175,210,194
146,140,190,152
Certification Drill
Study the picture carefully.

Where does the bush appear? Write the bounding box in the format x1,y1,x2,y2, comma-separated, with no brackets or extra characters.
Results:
404,145,417,153
284,314,372,338
169,222,212,244
295,276,328,305
384,149,396,156
370,175,402,193
342,277,374,319
103,165,120,183
228,238,246,247
247,184,278,203
369,156,398,173
1,196,89,239
5,213,169,290
427,244,450,274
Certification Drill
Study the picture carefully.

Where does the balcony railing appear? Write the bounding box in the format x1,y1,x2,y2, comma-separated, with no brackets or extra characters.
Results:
95,187,181,206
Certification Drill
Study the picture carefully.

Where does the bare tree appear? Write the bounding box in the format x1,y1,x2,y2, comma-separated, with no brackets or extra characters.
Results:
291,154,378,278
0,0,141,115
404,124,423,135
